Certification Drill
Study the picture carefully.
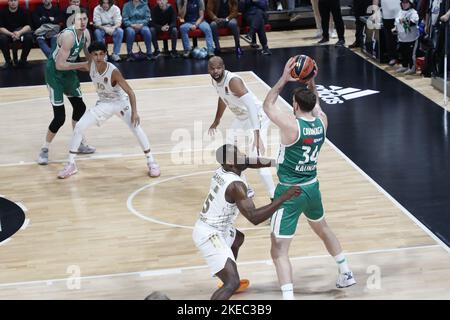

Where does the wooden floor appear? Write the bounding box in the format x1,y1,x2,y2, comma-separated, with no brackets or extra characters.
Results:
1,72,450,299
1,29,450,300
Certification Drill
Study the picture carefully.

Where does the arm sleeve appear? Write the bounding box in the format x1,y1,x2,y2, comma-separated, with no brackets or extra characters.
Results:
239,92,261,130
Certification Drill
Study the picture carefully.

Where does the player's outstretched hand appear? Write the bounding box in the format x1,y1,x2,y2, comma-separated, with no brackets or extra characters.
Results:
208,121,219,136
131,112,140,127
281,186,301,200
78,62,90,72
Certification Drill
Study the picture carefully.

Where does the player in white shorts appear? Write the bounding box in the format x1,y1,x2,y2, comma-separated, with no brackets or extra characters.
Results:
207,56,275,200
57,41,160,179
192,144,300,300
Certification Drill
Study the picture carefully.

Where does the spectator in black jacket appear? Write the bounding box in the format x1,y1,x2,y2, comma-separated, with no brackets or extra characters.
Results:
349,0,371,48
0,0,33,68
241,0,271,55
150,0,178,58
32,0,62,58
318,0,346,46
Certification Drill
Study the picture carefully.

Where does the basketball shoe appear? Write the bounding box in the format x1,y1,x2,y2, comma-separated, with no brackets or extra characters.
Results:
57,163,78,179
336,271,356,288
37,147,49,165
218,279,250,293
78,143,96,154
148,162,161,178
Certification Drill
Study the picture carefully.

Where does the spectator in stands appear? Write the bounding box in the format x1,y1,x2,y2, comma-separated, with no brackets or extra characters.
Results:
0,0,33,69
177,0,215,58
32,0,62,58
207,0,243,56
150,0,178,58
93,0,124,62
372,0,401,66
349,0,371,48
64,0,85,27
241,0,272,55
393,0,419,75
122,0,155,61
317,0,345,46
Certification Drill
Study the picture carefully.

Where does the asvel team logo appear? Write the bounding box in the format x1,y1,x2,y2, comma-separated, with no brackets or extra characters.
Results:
317,85,379,105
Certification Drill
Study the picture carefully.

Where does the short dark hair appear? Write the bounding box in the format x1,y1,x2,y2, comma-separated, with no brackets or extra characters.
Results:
88,41,108,53
98,0,113,6
293,87,316,112
75,7,88,16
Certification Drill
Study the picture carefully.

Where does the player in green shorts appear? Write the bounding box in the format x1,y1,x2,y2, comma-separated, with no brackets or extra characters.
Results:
37,8,96,165
263,57,356,299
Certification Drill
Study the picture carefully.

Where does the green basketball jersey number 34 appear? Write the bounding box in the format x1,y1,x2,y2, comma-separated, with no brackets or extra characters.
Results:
277,117,326,185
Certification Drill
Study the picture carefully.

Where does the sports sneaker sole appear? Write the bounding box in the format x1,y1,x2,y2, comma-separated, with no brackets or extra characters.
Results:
58,169,78,179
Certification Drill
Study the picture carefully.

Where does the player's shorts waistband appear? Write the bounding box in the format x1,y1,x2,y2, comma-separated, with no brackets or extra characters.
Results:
279,177,317,187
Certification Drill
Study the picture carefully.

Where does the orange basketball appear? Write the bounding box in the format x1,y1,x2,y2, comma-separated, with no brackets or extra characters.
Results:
290,55,318,83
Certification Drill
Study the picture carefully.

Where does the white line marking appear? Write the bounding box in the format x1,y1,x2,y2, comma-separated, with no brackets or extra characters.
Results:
21,219,30,230
126,170,269,231
15,202,28,213
0,143,281,168
0,238,11,246
250,71,450,254
0,244,441,288
0,79,259,107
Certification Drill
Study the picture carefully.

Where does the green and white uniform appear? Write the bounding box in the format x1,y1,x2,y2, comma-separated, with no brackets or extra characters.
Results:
271,117,326,238
45,26,85,106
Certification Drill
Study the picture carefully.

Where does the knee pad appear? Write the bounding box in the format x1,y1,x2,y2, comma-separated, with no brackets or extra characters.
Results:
68,97,86,122
49,105,66,133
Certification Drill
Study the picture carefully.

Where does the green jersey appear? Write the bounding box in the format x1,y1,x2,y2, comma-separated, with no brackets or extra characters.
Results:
45,26,85,106
49,26,86,64
277,117,326,185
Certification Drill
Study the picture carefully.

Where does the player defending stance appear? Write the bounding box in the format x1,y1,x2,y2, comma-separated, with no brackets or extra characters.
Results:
193,144,300,300
38,8,96,165
57,41,160,179
208,56,275,199
263,57,355,300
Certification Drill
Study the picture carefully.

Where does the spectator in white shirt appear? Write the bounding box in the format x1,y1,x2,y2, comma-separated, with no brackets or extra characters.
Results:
93,0,124,61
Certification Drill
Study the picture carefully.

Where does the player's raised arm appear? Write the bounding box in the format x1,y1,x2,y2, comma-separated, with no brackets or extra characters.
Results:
55,32,89,71
306,78,328,129
227,181,300,225
262,57,297,131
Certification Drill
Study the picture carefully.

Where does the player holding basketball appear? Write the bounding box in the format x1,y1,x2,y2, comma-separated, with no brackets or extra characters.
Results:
57,41,160,179
38,8,96,165
193,144,301,300
263,56,355,300
208,56,275,200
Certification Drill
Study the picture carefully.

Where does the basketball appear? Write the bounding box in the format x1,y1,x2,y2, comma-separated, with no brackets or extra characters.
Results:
291,55,318,82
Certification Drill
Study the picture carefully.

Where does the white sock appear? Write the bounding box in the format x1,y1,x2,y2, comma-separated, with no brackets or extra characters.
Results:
281,283,294,300
68,153,76,164
42,141,50,149
334,252,350,274
145,151,155,164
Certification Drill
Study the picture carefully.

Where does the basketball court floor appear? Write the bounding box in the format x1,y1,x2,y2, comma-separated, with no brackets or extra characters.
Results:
0,45,450,299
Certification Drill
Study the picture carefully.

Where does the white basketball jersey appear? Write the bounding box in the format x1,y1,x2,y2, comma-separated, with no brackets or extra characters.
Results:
198,167,247,232
212,71,262,121
90,62,128,102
